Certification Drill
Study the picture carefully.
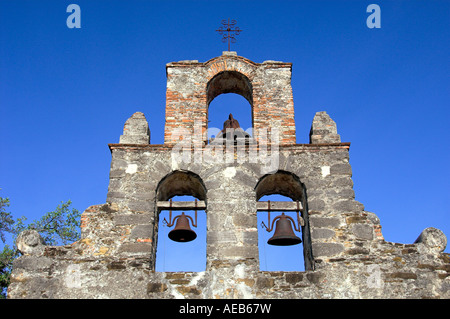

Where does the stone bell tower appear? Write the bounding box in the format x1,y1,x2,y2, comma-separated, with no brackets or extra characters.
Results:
8,52,449,299
164,51,296,146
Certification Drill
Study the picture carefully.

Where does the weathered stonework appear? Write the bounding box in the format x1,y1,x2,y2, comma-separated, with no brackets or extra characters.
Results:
119,112,150,144
164,51,296,146
309,111,340,144
8,52,449,299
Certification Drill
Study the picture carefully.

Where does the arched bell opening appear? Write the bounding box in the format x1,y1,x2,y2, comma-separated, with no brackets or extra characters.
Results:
207,71,253,107
206,71,254,145
255,171,314,271
257,194,305,271
155,171,207,272
156,170,207,202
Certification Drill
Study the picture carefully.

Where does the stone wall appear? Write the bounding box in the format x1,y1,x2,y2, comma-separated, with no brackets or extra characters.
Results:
7,54,449,299
8,137,449,298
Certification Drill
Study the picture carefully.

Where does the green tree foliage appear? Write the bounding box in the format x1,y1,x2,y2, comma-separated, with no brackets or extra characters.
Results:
0,197,14,243
0,245,19,299
13,200,81,246
0,196,81,298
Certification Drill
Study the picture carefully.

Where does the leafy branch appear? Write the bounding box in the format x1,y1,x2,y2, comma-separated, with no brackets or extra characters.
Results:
0,193,81,298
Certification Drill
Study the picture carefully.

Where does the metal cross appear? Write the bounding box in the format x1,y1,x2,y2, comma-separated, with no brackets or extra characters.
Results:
216,19,242,51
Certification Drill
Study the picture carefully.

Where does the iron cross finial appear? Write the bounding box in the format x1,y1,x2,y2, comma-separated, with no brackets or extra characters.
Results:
216,19,242,51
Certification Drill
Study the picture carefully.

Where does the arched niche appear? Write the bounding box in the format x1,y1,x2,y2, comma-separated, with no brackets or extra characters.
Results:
206,71,253,107
155,170,207,272
206,71,254,143
156,170,207,202
255,170,314,271
255,170,304,201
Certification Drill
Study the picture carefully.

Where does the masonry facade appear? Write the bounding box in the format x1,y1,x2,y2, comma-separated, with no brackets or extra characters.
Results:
8,52,449,299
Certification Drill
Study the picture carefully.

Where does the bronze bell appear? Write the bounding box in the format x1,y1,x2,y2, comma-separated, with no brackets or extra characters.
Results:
267,213,302,246
168,212,197,243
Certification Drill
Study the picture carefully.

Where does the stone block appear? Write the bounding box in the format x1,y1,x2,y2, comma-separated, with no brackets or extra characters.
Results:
333,200,364,212
16,230,45,255
310,217,340,228
387,272,418,280
118,243,152,254
208,231,237,244
233,213,256,227
127,200,154,212
176,286,201,295
312,228,335,239
330,163,352,176
285,273,304,284
147,282,168,293
109,169,126,178
309,111,341,144
256,277,275,289
114,214,152,225
306,272,325,284
351,224,374,240
312,243,344,257
242,231,258,245
130,225,153,239
308,198,325,211
107,261,127,270
119,112,150,144
414,227,447,253
220,246,258,259
106,191,126,202
346,248,370,255
13,256,53,272
332,177,354,188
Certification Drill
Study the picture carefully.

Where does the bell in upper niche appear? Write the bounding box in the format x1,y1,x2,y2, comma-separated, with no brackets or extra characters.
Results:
210,113,252,145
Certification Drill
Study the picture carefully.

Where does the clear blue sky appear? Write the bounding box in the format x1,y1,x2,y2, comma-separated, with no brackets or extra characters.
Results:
1,1,449,271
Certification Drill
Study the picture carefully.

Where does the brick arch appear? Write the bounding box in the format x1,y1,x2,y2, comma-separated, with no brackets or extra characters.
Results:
206,71,253,106
204,55,257,82
204,56,257,125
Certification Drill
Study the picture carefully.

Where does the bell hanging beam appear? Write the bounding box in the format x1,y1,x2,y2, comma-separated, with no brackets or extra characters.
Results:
157,200,300,212
157,200,206,211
